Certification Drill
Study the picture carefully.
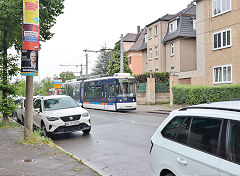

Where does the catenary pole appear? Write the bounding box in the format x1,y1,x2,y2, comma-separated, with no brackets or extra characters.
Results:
120,34,124,73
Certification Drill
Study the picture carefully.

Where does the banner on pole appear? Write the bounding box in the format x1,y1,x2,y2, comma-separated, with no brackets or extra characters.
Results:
21,50,39,76
23,0,39,25
22,24,40,51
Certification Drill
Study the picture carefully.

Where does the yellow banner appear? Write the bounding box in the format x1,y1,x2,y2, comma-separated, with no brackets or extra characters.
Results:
23,0,39,25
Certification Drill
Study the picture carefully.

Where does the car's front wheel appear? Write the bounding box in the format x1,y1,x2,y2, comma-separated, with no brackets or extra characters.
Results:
41,122,51,137
82,127,91,134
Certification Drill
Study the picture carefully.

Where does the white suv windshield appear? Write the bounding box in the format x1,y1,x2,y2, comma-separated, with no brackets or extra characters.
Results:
43,97,79,111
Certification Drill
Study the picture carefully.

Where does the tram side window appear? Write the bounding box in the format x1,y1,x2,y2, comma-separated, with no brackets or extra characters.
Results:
90,85,95,98
95,85,101,97
109,84,116,97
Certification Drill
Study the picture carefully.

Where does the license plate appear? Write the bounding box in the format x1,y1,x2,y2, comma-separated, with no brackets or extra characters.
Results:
65,121,79,126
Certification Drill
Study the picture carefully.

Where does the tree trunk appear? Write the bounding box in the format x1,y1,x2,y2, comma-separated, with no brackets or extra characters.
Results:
2,22,9,125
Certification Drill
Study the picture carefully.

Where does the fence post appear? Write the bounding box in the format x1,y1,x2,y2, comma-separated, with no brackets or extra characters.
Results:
146,77,155,105
170,75,179,106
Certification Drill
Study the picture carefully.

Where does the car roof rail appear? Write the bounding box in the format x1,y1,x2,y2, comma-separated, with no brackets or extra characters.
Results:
179,106,240,113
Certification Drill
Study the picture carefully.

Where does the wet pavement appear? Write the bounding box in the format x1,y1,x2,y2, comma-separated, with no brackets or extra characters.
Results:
0,127,100,176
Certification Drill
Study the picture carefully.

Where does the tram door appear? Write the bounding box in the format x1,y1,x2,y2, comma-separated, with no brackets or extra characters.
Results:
102,84,108,110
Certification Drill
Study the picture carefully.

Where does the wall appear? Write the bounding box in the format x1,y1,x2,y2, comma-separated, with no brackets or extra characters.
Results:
127,51,143,75
180,38,197,72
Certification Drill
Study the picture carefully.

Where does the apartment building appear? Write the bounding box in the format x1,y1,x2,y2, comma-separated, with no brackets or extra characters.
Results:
163,3,197,76
127,28,147,75
144,14,174,73
193,0,240,85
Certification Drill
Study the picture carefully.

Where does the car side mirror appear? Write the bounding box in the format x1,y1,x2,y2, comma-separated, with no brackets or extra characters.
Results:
34,108,40,113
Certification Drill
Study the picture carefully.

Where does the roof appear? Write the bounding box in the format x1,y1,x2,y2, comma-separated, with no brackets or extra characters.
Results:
123,33,138,42
162,3,196,43
127,27,147,52
146,14,174,27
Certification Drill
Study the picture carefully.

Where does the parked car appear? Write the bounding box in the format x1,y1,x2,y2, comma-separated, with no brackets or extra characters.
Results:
33,95,91,136
150,100,240,176
15,97,26,124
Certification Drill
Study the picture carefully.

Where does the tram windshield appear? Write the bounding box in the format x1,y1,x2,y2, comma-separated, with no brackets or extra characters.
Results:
117,79,136,97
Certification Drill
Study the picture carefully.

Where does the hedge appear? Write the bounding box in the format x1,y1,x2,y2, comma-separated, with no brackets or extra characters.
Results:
134,72,169,83
173,84,240,105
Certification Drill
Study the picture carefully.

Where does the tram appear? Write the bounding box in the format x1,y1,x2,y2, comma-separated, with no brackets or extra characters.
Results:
64,73,136,111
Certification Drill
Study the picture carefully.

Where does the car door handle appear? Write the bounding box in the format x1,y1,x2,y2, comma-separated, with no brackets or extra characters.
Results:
177,158,188,165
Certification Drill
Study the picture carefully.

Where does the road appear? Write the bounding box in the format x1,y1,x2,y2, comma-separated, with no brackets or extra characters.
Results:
53,109,168,176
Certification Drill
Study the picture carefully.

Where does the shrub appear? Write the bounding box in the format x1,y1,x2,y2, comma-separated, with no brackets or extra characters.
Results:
173,84,240,105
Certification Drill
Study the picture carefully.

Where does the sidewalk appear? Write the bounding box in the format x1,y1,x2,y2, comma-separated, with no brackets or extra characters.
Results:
136,104,184,114
0,127,100,176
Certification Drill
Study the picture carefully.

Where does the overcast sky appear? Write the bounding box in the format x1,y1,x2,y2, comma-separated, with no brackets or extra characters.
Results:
17,0,193,81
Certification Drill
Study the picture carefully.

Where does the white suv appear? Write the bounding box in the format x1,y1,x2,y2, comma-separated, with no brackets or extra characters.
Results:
33,95,91,136
150,101,240,176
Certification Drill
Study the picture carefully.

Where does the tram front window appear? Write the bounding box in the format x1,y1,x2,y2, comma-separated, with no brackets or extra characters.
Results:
117,79,136,97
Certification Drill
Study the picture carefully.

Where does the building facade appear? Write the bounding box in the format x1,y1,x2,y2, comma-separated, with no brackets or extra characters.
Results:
193,0,240,85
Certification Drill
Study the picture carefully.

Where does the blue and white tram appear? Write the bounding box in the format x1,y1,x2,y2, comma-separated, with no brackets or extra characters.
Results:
66,73,136,111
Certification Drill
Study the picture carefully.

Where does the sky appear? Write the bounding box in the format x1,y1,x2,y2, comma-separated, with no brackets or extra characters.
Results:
16,0,193,81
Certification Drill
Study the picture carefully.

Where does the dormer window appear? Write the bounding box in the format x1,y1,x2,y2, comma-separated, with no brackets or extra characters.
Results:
193,19,196,30
169,20,177,33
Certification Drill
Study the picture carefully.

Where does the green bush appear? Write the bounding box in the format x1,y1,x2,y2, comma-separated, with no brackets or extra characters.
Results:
173,84,240,105
134,72,169,83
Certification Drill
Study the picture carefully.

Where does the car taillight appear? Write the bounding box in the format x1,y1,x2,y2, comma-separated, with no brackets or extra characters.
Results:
150,141,153,154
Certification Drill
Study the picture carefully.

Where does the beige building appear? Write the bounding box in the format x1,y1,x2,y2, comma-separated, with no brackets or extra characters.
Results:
192,0,240,86
145,15,173,73
163,3,197,80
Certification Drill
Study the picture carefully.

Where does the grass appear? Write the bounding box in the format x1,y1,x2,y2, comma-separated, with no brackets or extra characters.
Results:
0,116,20,128
18,130,54,146
155,101,170,105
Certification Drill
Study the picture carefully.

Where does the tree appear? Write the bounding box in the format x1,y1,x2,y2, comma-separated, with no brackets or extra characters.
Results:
92,46,111,75
39,77,54,96
60,71,76,83
107,43,132,75
0,0,64,124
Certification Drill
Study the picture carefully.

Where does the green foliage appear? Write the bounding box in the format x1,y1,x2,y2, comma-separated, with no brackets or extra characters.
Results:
18,130,53,146
39,77,54,96
0,117,20,128
135,72,169,83
107,43,132,75
92,46,111,75
60,71,76,83
0,0,64,122
15,79,26,97
173,84,240,105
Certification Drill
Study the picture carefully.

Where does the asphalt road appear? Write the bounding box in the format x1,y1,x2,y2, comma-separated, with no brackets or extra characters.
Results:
53,109,168,176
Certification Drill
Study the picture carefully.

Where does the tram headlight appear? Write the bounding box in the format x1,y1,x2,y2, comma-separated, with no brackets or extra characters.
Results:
119,99,122,102
133,99,135,102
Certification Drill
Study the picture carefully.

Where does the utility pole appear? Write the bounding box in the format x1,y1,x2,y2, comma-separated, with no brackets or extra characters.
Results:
83,49,103,78
120,34,124,73
25,76,33,138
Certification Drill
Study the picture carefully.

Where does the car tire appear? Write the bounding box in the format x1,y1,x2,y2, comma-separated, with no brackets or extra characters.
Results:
16,115,21,123
82,127,91,134
41,123,51,137
165,173,175,176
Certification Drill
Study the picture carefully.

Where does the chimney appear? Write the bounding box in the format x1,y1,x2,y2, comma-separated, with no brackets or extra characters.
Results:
137,26,140,33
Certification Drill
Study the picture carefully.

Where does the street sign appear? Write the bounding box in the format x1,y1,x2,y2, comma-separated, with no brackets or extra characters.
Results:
54,78,62,89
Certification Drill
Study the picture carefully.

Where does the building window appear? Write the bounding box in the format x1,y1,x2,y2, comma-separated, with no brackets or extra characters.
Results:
155,25,158,36
193,19,196,30
169,20,177,33
149,28,152,39
144,34,147,43
213,65,232,84
149,48,153,60
155,69,159,72
155,46,159,59
128,56,131,64
212,0,231,17
170,43,175,56
213,29,231,50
